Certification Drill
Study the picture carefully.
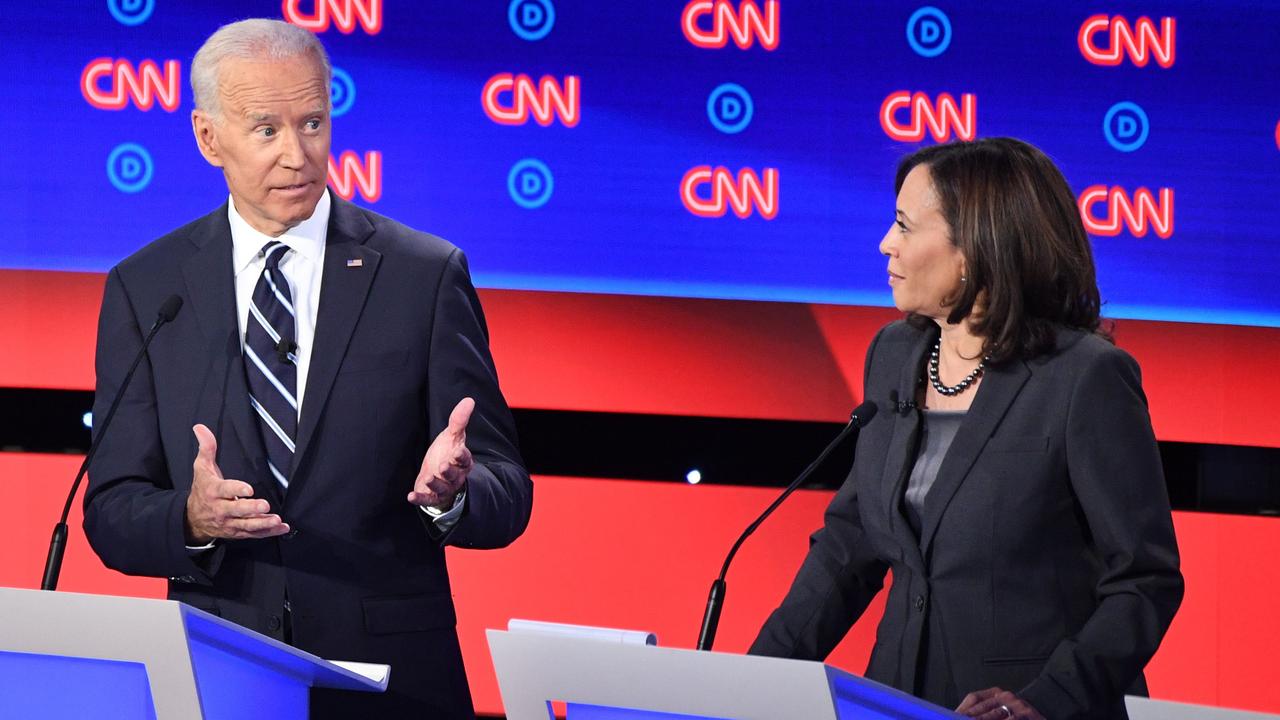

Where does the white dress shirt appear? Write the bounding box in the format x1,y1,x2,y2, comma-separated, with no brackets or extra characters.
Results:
187,191,460,552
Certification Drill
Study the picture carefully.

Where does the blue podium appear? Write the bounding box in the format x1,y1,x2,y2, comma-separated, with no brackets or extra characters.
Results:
0,587,386,719
487,626,962,720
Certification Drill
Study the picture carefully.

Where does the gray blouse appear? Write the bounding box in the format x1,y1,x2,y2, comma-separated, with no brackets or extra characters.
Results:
903,409,966,536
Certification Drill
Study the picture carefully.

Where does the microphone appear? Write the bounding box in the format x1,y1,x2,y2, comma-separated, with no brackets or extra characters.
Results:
40,294,184,591
695,401,878,652
888,389,917,416
275,338,297,364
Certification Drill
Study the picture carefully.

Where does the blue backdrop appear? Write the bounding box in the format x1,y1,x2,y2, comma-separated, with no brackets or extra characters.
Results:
1,1,1277,326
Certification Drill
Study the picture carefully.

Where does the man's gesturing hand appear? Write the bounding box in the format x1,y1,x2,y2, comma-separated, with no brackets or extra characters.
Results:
408,398,475,510
185,424,289,544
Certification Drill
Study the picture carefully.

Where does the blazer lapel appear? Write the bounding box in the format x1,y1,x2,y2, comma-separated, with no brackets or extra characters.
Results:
180,206,282,508
291,199,381,484
918,358,1031,557
878,327,934,574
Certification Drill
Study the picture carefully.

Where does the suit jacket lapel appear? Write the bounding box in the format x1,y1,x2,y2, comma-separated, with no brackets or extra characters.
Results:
180,205,282,508
291,199,381,484
918,357,1031,557
878,327,934,574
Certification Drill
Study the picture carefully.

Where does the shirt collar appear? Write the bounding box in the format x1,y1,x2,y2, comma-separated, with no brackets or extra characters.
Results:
229,189,331,275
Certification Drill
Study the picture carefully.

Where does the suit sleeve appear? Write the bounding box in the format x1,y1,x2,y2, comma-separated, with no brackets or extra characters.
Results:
749,325,891,659
1019,347,1184,718
82,268,222,582
426,249,533,549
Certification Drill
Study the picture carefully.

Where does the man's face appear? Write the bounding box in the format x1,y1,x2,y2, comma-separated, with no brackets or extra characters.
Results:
192,54,330,237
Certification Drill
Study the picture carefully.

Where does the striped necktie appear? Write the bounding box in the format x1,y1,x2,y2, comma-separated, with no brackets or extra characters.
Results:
244,241,298,489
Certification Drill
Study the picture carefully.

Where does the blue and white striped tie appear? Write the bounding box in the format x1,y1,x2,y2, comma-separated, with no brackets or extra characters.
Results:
245,241,298,490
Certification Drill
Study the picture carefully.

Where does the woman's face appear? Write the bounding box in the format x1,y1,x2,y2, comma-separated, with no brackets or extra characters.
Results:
878,165,967,321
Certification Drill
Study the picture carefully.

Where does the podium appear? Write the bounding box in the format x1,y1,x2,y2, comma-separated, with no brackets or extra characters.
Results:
488,627,961,720
0,587,386,719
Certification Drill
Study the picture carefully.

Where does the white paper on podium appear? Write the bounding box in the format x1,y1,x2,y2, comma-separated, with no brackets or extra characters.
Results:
330,660,390,684
508,619,658,646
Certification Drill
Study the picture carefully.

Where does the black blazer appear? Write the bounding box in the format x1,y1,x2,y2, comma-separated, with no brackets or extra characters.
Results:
751,320,1183,720
84,197,533,719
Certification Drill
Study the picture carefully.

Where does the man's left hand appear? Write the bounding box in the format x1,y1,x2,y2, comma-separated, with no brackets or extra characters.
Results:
956,687,1045,720
408,397,474,510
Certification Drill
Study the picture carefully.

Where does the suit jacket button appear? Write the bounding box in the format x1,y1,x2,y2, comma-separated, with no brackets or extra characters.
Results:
268,615,282,631
914,595,926,612
284,528,299,540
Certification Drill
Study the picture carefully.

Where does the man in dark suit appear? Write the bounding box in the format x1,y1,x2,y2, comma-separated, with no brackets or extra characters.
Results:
83,19,532,719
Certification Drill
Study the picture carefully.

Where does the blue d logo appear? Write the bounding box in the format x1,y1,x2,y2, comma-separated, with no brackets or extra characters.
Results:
707,83,754,134
907,7,952,58
508,159,554,209
1103,102,1150,152
107,142,154,193
330,67,357,117
108,0,154,26
509,0,555,41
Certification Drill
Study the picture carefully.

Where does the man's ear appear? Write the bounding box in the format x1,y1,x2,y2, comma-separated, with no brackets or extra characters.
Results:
191,109,224,168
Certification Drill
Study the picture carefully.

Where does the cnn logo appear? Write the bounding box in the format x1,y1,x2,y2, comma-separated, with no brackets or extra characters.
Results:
81,58,181,112
328,151,381,202
482,74,580,127
283,0,382,34
680,166,778,220
1078,186,1173,239
1078,15,1175,68
880,91,976,143
682,0,779,50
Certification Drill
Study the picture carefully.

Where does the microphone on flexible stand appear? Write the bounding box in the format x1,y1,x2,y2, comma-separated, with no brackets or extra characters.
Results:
40,294,183,591
695,401,878,651
275,338,298,364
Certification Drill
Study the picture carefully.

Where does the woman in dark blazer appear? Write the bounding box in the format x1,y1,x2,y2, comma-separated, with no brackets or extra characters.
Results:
750,138,1183,720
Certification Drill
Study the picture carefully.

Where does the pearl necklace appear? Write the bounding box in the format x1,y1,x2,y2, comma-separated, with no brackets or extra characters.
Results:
928,339,988,397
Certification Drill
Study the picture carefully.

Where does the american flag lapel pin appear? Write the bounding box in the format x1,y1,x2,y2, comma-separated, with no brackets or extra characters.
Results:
347,258,363,268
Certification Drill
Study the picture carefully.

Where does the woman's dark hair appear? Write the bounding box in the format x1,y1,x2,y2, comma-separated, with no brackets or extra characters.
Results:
895,137,1109,363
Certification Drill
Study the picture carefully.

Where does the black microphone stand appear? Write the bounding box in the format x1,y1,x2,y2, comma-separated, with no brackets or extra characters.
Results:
695,402,877,651
41,297,182,591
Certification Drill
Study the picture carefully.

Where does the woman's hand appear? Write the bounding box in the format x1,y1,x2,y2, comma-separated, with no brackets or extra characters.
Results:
956,687,1045,720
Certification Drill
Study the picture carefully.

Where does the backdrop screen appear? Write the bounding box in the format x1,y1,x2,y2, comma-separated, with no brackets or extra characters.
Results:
1,0,1277,326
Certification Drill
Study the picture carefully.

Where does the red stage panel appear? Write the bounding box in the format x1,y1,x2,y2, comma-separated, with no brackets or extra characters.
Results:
480,291,857,420
3,269,1280,447
4,453,1278,716
0,270,104,392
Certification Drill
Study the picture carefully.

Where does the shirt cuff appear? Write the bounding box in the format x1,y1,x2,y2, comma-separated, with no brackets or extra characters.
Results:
420,489,466,532
185,541,217,554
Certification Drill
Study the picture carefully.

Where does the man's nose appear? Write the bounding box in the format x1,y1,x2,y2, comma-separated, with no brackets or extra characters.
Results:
278,130,306,169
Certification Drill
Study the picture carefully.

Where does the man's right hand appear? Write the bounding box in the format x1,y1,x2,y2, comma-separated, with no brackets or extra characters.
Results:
186,424,290,544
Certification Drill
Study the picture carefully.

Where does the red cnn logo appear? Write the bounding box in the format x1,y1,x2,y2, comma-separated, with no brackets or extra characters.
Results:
328,151,382,202
283,0,382,35
1078,15,1175,68
680,166,778,220
880,91,976,143
682,0,779,50
80,58,181,112
1078,186,1174,239
482,74,580,128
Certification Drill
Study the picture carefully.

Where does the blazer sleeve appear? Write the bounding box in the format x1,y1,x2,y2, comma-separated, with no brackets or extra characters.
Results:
82,268,222,582
749,325,892,659
425,249,533,549
1019,347,1184,718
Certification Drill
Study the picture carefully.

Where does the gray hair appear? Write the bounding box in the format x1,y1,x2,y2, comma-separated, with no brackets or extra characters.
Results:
191,19,331,120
